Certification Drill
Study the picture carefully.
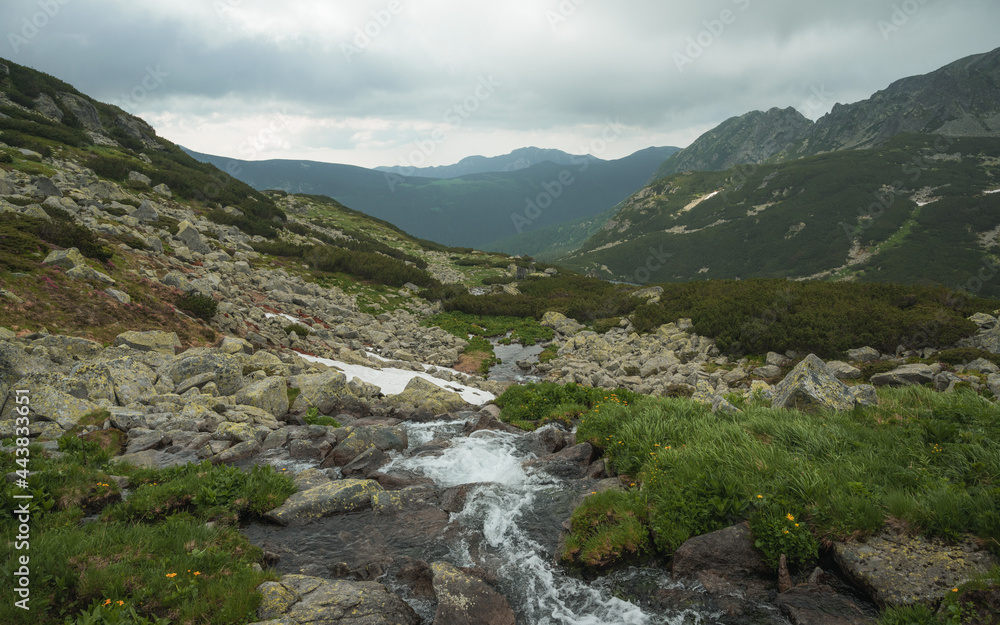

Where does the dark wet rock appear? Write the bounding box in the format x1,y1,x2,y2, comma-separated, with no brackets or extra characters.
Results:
672,523,770,579
264,479,383,526
833,530,999,608
212,439,261,464
290,438,332,461
257,574,419,625
524,443,594,479
341,447,389,478
371,484,441,516
440,483,482,513
396,558,435,599
292,468,333,493
462,414,523,436
369,471,435,490
776,583,876,625
534,426,573,453
430,561,516,625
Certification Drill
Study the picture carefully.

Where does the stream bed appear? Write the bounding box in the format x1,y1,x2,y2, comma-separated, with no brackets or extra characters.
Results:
243,416,737,624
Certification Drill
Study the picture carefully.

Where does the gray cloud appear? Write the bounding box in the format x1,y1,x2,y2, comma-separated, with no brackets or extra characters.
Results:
2,0,998,167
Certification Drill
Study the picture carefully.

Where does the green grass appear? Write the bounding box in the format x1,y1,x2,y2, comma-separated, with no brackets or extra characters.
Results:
495,382,639,429
0,440,295,624
569,387,1000,571
423,311,554,345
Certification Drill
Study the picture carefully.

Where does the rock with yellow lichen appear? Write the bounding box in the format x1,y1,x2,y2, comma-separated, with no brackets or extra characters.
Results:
833,530,999,608
430,561,516,625
263,479,383,526
253,574,419,625
771,354,873,412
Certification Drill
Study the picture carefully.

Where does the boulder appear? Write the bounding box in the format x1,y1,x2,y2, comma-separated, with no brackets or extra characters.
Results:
102,355,158,405
833,531,999,608
869,364,935,387
162,352,244,396
66,265,115,285
385,376,470,415
131,200,159,222
263,479,383,526
0,341,51,406
176,220,212,254
288,371,351,414
114,330,180,354
327,425,408,467
32,176,62,197
771,354,859,412
234,376,289,418
62,361,117,404
775,583,875,625
430,562,516,625
42,247,86,270
341,447,389,478
128,171,152,186
847,347,881,362
0,376,97,431
541,311,585,336
257,575,419,625
826,361,862,379
672,523,770,580
524,443,593,479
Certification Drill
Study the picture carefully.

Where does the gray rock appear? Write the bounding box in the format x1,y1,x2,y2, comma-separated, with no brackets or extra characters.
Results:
112,449,197,470
162,353,245,396
42,247,86,270
105,288,131,304
33,93,64,121
826,361,862,379
176,220,211,254
849,384,878,407
540,311,585,336
833,531,998,608
257,575,419,624
847,347,881,362
153,183,171,197
328,425,408,467
66,265,115,285
752,365,782,378
672,523,770,579
288,371,351,414
766,351,790,367
114,330,180,354
161,271,193,292
234,376,289,418
31,176,62,197
771,354,858,412
131,200,159,222
968,312,997,329
869,364,935,387
128,171,152,186
964,358,999,374
431,561,516,625
58,93,104,132
776,583,875,625
263,479,383,526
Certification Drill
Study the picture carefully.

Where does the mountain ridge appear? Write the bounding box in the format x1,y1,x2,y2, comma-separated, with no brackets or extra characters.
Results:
375,146,604,179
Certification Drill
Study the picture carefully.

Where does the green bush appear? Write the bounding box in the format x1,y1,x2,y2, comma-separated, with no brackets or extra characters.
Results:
177,293,218,320
561,490,650,568
495,382,638,425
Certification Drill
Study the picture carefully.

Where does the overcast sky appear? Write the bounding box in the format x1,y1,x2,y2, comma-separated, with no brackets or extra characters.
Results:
3,0,998,169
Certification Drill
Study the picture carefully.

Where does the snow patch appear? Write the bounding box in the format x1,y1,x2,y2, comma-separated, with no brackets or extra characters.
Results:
264,312,304,324
297,353,495,406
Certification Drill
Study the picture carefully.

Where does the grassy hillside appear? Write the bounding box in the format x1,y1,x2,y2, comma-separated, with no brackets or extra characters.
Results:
561,134,1000,297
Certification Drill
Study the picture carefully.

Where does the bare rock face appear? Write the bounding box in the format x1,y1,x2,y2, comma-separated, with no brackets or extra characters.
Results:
430,561,516,625
833,530,999,608
776,583,876,625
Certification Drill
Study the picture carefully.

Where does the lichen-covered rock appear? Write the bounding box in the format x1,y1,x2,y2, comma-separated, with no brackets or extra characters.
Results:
42,247,86,269
541,310,585,336
0,375,97,430
62,361,117,404
833,531,999,608
66,264,115,285
176,220,212,254
114,330,181,354
430,561,516,625
771,354,859,412
214,422,270,444
384,376,469,415
826,361,862,379
847,347,881,362
234,376,289,418
869,364,936,387
328,425,408,467
162,352,244,395
257,575,419,625
264,479,383,526
289,371,350,414
0,341,50,407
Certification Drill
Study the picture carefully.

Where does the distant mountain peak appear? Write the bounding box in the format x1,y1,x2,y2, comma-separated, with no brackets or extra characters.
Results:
375,146,602,179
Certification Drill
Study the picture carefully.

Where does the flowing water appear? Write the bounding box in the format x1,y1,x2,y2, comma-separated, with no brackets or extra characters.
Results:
384,420,722,624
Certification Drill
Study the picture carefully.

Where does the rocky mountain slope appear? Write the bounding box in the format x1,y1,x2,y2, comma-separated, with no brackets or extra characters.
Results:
656,46,1000,178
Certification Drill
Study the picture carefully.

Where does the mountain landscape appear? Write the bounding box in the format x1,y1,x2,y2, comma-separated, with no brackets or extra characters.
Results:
3,41,1000,625
374,146,604,178
185,145,680,252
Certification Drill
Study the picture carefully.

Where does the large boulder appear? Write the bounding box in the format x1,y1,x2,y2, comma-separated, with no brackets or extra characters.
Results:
0,341,51,409
42,247,86,270
833,531,998,608
869,364,936,387
771,354,861,412
257,575,419,625
775,582,875,625
130,200,159,223
327,425,408,467
234,376,289,418
114,330,180,354
385,376,470,415
176,220,212,254
523,443,593,479
263,479,383,526
162,352,244,395
430,561,516,625
101,355,158,405
541,311,585,336
288,371,350,414
0,374,98,431
672,523,770,580
62,361,117,404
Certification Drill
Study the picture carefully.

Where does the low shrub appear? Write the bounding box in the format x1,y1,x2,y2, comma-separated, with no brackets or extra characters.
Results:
177,293,218,320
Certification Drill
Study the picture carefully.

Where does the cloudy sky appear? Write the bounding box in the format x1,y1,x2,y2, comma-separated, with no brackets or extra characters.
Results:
3,0,998,169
